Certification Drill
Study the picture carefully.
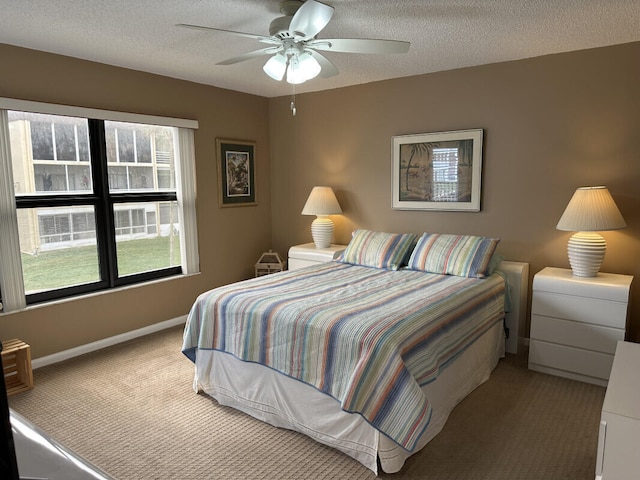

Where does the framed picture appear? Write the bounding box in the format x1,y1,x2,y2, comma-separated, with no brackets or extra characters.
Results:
216,139,256,207
392,129,483,211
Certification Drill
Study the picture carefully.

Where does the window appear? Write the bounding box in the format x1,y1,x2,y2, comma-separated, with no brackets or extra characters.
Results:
0,101,199,311
431,147,460,201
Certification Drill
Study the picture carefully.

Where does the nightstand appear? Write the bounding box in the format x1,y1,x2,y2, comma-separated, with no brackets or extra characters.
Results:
528,267,633,386
288,243,347,271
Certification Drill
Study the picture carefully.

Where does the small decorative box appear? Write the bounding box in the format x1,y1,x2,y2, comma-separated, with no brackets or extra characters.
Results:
255,250,286,277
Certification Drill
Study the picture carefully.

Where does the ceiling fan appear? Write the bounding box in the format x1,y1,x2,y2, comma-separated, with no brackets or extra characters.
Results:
177,0,410,85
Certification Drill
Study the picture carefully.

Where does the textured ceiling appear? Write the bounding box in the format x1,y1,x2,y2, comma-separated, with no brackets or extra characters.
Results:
1,1,639,98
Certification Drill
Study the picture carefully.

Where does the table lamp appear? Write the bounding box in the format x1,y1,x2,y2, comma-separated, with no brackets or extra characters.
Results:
301,186,342,249
556,186,626,277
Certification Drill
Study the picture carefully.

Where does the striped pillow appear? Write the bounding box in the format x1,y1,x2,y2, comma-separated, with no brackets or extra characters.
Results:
338,230,417,270
407,233,500,278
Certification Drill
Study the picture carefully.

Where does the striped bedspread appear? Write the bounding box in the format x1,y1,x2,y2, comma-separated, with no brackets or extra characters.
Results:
182,262,506,451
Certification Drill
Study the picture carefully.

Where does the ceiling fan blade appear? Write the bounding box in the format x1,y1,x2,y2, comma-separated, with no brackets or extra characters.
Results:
289,0,334,40
216,47,279,66
176,23,280,45
308,38,410,54
307,50,338,78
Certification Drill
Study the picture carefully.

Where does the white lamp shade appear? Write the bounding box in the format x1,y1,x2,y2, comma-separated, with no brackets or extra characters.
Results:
302,186,342,216
263,53,287,81
556,186,626,232
302,186,342,249
297,52,321,80
556,186,626,277
287,52,321,85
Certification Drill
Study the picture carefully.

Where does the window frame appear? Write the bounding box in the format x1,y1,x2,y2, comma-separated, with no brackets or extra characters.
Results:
0,99,199,311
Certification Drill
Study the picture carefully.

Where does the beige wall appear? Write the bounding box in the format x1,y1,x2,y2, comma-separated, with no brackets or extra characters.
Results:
269,42,640,342
1,41,638,359
0,44,272,358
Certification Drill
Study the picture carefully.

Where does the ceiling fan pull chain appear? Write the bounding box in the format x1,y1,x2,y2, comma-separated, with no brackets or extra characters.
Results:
291,86,297,116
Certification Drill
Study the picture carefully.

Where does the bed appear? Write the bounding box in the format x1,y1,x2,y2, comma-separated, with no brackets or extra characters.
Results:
182,231,528,474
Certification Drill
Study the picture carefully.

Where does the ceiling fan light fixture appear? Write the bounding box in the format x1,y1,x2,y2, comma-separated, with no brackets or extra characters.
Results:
181,0,411,88
263,53,287,81
298,51,321,79
286,52,321,84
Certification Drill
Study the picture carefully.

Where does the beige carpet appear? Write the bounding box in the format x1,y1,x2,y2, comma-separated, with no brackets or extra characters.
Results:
9,326,605,479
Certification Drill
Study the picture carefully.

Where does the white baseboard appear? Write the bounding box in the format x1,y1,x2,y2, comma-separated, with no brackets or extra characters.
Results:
32,316,186,369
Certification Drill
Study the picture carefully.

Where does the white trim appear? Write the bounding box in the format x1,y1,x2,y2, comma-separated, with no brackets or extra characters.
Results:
0,97,198,129
31,315,186,369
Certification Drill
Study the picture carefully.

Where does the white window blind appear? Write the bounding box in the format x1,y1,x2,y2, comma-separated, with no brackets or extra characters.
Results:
0,110,27,311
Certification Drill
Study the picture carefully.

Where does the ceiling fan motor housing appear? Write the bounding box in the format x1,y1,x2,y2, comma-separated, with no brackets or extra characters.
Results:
270,0,303,39
269,16,295,39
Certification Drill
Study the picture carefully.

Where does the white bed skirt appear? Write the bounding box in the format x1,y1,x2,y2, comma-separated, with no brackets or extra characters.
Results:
193,320,505,475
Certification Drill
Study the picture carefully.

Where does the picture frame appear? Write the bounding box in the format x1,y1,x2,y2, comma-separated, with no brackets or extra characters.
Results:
216,138,256,207
392,129,483,211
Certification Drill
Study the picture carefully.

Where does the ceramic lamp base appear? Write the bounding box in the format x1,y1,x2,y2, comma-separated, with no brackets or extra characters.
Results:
567,231,606,277
311,216,334,249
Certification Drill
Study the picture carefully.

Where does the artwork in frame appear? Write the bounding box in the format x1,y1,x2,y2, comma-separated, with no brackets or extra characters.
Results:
392,129,483,211
217,138,256,207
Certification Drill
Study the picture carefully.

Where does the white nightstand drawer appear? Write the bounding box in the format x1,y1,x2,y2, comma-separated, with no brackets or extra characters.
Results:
529,339,614,382
533,268,633,303
598,413,640,479
530,314,624,354
532,291,627,329
288,258,320,270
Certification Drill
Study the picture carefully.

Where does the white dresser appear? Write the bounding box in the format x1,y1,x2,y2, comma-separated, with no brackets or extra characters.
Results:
528,267,632,386
288,243,346,271
596,341,640,480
